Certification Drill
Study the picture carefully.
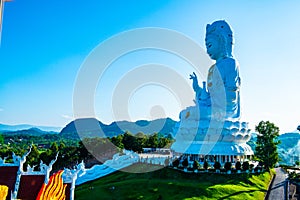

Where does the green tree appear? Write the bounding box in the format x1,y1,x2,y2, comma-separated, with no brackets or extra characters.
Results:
255,121,280,170
158,137,168,148
50,142,59,154
122,132,142,152
111,134,124,149
59,142,66,150
0,133,4,145
39,150,52,164
147,133,159,148
77,141,93,161
56,146,79,170
25,144,40,170
135,132,147,148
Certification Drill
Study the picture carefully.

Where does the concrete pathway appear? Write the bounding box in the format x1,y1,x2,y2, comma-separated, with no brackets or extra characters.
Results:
267,167,288,200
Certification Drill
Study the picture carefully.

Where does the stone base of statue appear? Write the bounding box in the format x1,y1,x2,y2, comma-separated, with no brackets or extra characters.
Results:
171,105,253,163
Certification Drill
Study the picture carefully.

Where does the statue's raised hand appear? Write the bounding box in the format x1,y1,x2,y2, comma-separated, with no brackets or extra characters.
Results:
189,72,198,81
190,72,200,93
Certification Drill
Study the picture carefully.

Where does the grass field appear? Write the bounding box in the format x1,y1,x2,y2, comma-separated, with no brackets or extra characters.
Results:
75,164,274,200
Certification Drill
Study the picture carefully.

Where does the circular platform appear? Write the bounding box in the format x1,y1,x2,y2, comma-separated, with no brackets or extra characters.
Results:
171,141,253,156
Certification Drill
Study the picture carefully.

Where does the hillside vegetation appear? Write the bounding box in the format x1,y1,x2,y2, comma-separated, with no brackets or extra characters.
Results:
75,163,274,200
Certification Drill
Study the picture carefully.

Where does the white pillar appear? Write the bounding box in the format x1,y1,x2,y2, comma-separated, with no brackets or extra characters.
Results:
70,176,77,200
12,170,21,199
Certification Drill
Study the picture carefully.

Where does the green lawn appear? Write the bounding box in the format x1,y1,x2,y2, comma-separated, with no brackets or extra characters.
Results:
75,164,274,200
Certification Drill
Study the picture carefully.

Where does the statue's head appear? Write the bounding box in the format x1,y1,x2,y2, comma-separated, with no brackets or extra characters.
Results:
205,20,233,60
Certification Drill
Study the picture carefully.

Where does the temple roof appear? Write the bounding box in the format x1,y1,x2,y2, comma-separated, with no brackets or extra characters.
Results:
0,166,73,200
65,183,71,200
0,166,19,200
17,175,45,200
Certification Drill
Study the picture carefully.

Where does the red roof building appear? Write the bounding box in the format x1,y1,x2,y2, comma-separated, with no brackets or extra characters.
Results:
17,175,45,200
0,166,18,200
0,150,77,200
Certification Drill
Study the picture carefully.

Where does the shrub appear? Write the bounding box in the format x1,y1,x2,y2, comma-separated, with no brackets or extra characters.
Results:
182,158,188,168
289,171,299,179
254,166,262,172
193,160,199,170
208,168,215,173
220,168,227,173
172,159,179,168
235,161,241,170
214,161,221,170
242,161,250,171
203,161,209,170
224,162,232,171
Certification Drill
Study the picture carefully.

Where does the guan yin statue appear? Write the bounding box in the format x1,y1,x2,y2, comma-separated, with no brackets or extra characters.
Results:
171,20,253,163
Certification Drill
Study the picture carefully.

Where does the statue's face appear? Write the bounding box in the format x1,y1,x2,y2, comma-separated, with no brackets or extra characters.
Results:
205,35,223,61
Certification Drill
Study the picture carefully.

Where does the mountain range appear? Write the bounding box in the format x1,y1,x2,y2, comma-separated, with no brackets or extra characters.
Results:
2,118,300,165
59,117,177,139
0,123,61,132
0,127,58,136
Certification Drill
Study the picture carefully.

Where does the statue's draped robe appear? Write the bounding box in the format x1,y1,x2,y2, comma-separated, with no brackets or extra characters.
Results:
207,57,241,119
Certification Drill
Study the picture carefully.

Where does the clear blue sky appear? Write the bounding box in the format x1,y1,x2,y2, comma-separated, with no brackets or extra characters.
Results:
0,0,300,134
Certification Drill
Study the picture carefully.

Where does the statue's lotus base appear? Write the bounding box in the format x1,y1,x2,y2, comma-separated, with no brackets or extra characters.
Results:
171,141,253,156
171,106,254,157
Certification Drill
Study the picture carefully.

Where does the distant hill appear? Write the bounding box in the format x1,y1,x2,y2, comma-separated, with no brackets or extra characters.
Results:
0,123,61,132
247,131,300,165
60,117,177,139
1,127,58,136
278,132,300,149
277,132,300,165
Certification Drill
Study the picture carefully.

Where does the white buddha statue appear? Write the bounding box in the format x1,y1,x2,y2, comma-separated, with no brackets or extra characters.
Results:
171,20,253,157
190,20,241,120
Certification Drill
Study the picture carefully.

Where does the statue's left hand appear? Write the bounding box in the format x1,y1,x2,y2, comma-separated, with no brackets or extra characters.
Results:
189,72,197,80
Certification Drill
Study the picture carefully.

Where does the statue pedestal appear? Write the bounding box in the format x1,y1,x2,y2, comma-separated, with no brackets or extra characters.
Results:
171,141,253,156
171,106,253,162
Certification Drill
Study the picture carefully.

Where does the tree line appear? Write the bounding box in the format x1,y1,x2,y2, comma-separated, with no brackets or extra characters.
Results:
0,131,174,171
110,131,174,152
0,120,281,171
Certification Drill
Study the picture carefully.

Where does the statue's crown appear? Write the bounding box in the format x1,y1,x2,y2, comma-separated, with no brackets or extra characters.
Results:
206,20,234,56
206,20,233,43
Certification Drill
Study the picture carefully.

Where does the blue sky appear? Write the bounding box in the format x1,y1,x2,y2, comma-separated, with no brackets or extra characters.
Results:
0,0,300,134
